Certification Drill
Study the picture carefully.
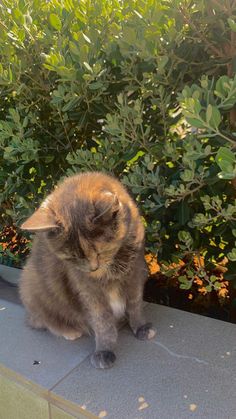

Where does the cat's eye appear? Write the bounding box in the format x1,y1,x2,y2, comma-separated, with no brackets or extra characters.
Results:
112,210,119,219
69,248,85,260
47,229,59,238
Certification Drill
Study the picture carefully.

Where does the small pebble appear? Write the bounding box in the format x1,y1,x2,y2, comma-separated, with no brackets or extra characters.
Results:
138,402,149,411
98,411,107,418
189,404,197,412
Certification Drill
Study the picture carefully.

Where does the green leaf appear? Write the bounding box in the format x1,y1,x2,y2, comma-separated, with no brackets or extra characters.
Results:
179,283,192,290
179,275,187,283
13,8,24,24
82,33,91,44
158,56,168,71
185,117,204,128
190,213,208,227
83,62,93,73
228,249,236,261
201,78,208,88
215,76,230,96
213,281,221,290
218,172,235,180
182,87,191,98
206,104,212,124
69,41,80,56
209,106,221,129
192,90,200,100
127,150,145,166
88,81,103,90
180,169,194,182
177,200,190,225
62,97,80,112
193,99,202,114
186,270,194,278
49,14,62,31
44,155,54,163
178,230,193,245
228,18,236,32
134,10,143,19
216,147,235,172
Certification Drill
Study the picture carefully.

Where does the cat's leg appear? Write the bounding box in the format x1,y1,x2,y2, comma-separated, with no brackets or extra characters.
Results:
89,307,118,369
126,266,157,340
127,294,156,340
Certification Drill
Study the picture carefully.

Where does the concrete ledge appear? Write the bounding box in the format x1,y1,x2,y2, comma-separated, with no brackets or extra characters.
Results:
0,275,236,419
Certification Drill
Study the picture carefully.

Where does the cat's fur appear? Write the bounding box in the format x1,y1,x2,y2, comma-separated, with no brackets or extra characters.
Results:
19,172,156,369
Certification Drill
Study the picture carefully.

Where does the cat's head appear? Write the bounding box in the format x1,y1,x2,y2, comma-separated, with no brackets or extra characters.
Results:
21,173,133,274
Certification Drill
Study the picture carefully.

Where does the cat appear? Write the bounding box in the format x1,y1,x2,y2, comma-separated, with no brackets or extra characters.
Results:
19,172,156,369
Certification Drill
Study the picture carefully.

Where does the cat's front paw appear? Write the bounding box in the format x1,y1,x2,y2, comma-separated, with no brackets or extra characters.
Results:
135,322,157,340
90,350,116,369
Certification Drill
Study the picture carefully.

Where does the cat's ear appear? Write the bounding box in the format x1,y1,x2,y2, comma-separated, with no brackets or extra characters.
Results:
93,191,121,222
21,206,58,232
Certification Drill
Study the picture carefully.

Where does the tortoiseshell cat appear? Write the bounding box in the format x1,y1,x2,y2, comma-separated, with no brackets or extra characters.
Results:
20,172,156,369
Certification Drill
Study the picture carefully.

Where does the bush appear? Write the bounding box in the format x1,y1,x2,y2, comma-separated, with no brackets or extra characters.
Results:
1,0,236,296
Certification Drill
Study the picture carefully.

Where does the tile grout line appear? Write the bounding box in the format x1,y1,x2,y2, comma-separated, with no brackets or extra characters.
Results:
48,400,52,419
49,354,91,392
0,363,50,398
0,366,95,419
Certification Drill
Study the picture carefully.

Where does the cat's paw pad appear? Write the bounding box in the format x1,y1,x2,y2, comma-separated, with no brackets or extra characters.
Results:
135,323,157,340
90,351,116,369
62,331,82,340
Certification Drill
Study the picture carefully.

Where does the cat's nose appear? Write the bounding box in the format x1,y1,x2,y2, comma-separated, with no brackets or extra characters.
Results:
90,260,99,272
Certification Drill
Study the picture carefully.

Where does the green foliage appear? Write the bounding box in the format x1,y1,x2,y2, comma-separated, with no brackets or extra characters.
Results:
1,0,236,290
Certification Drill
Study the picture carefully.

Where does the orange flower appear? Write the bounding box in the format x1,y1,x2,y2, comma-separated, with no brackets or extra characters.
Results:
145,253,160,275
194,276,203,286
218,288,228,298
193,255,204,269
198,287,207,294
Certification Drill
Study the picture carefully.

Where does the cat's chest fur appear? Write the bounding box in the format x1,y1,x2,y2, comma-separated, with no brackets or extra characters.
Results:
106,286,126,319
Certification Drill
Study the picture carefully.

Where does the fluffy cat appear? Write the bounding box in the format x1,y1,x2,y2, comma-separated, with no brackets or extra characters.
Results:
19,172,156,369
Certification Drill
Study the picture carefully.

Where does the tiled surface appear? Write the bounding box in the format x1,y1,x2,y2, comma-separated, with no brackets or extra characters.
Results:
144,303,236,372
0,373,49,419
52,304,236,419
1,272,236,419
0,296,93,389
